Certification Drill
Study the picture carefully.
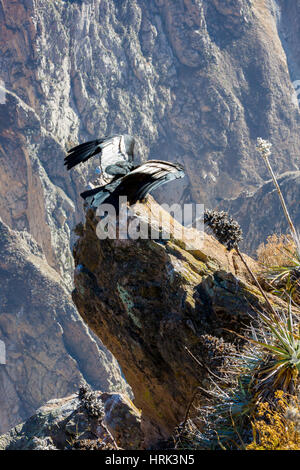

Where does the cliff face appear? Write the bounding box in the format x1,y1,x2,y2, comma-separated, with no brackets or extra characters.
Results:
1,0,300,216
0,218,129,434
222,171,300,255
276,0,300,82
1,0,300,435
1,0,300,272
71,198,282,446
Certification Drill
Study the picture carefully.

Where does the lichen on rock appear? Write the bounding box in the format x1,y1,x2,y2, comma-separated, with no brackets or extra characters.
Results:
71,196,283,447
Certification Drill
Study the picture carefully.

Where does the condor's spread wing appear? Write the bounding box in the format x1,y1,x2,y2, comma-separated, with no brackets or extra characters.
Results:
118,160,185,203
64,134,135,180
80,160,185,209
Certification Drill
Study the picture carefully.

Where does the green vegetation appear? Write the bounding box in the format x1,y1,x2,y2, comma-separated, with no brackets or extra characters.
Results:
174,137,300,450
258,234,300,304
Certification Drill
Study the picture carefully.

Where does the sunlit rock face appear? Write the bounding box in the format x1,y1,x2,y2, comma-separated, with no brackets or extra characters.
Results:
1,0,300,258
0,218,130,434
0,0,300,435
71,197,283,446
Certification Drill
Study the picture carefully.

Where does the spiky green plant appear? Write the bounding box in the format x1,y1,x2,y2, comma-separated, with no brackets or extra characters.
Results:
173,379,253,450
203,199,300,445
235,303,300,401
179,305,300,450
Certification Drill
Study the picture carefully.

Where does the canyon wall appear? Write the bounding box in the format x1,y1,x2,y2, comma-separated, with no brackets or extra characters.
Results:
0,0,300,431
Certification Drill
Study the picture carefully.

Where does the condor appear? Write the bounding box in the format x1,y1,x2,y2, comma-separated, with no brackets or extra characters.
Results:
64,134,185,208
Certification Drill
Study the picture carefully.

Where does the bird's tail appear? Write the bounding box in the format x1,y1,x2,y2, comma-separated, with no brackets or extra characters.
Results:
64,139,103,170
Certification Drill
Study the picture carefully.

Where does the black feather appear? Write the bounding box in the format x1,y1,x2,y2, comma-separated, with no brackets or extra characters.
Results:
68,139,103,153
64,135,135,174
64,139,103,170
80,161,185,210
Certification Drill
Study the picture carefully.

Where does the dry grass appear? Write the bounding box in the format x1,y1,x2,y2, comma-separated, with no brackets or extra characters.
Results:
257,234,296,268
247,390,300,450
256,234,300,303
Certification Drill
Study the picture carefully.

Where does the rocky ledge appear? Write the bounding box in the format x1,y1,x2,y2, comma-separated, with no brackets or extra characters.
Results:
71,196,282,447
0,386,142,450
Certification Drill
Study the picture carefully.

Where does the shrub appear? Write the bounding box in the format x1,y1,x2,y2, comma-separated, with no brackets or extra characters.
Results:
247,390,300,450
235,303,300,401
257,234,300,303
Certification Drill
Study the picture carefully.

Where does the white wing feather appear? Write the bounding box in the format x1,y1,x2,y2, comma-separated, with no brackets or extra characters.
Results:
99,136,128,181
127,161,181,177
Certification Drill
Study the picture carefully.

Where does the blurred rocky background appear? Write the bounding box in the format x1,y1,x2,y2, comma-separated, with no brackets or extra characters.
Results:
0,0,300,433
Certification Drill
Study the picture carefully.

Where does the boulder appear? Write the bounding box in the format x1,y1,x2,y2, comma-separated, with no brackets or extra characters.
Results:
72,196,282,446
0,389,142,450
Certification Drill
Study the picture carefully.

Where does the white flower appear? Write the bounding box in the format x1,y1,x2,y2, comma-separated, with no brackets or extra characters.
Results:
256,137,272,158
285,406,300,425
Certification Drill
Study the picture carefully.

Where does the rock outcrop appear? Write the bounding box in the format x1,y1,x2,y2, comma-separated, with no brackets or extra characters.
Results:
0,388,142,450
0,218,129,434
71,197,283,446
